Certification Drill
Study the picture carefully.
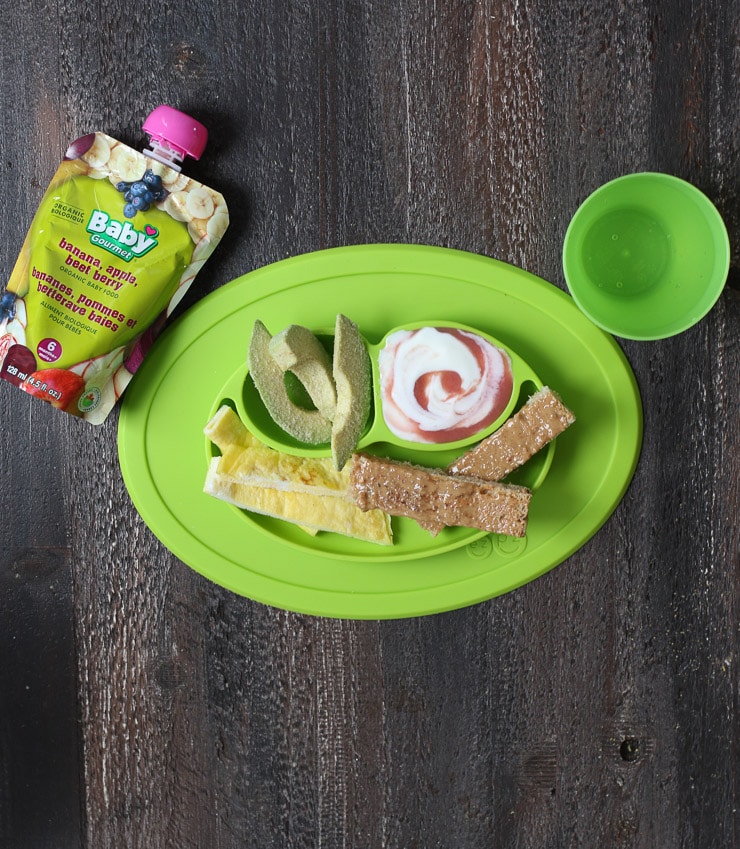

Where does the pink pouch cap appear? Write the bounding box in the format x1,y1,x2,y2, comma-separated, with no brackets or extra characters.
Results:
142,104,208,161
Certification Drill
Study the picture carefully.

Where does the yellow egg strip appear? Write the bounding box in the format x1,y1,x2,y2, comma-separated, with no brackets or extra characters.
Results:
203,405,393,545
204,457,392,545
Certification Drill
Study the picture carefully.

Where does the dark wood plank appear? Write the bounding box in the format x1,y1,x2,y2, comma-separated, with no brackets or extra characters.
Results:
0,10,87,844
0,539,83,849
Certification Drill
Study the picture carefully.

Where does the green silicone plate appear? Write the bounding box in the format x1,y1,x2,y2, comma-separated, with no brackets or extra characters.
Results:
118,245,642,619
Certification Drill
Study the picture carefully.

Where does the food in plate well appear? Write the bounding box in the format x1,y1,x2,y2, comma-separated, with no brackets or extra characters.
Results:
246,315,372,470
204,402,255,449
210,407,351,497
268,324,337,421
209,319,574,546
448,386,575,480
204,405,393,545
350,451,531,537
331,314,372,471
247,319,333,445
205,462,393,543
379,326,513,444
205,461,392,543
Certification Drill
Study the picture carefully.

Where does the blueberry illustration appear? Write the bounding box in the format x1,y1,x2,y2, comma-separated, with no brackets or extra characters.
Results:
131,196,149,211
143,169,163,189
0,291,16,322
116,168,167,216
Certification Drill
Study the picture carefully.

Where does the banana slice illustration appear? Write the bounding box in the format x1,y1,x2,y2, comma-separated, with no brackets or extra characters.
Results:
163,191,190,222
191,234,215,263
147,161,171,180
187,219,208,243
108,145,147,182
81,134,112,169
161,170,190,191
207,211,229,242
86,168,109,180
185,187,215,219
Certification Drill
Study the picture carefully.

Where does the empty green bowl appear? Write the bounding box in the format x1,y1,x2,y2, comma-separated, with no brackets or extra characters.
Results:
563,173,730,340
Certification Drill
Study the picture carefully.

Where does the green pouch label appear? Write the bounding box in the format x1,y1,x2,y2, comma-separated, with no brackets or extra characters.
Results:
0,132,229,422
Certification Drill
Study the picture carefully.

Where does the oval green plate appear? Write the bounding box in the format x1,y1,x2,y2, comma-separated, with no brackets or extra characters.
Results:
117,244,642,619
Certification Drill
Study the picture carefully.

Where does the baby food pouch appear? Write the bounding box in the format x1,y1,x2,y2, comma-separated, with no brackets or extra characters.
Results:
0,104,229,423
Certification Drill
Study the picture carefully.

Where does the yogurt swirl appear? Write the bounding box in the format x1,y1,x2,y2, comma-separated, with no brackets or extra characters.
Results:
379,326,513,444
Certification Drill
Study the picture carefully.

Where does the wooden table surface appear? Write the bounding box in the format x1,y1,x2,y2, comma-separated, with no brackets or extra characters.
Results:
1,2,737,847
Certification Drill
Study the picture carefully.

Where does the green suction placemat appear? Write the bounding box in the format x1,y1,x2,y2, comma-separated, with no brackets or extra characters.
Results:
117,245,642,619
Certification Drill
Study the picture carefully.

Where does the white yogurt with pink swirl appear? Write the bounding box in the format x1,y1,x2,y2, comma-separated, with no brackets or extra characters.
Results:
378,326,513,444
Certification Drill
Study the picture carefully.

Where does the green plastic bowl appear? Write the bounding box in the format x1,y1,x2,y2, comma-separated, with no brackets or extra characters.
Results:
563,173,730,340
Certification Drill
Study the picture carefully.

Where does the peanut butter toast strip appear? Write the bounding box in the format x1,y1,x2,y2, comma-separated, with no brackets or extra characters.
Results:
447,387,575,481
350,452,531,538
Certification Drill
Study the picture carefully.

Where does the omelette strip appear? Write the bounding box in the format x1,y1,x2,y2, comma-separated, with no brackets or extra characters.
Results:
217,439,351,496
205,457,392,544
204,406,392,545
206,406,351,494
205,403,256,450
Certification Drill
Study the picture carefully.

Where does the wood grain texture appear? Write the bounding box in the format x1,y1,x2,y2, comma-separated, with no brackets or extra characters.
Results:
0,0,737,847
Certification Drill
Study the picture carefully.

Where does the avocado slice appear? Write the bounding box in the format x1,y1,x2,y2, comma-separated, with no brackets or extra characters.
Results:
268,324,337,421
247,320,333,445
331,314,371,470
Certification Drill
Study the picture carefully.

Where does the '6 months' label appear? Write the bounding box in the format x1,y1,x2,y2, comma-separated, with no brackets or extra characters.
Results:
37,338,62,363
